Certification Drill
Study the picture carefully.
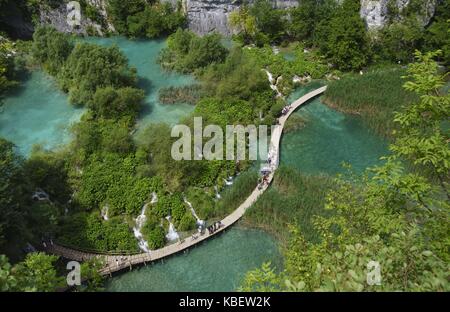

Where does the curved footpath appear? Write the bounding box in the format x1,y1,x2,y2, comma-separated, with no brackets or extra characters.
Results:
43,86,327,276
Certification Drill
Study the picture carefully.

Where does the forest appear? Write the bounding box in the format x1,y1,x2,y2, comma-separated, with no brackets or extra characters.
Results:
0,0,448,292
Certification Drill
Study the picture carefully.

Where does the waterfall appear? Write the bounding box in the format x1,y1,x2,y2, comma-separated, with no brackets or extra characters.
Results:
184,198,205,227
263,69,283,97
133,203,150,253
224,176,233,186
165,216,179,241
133,192,157,253
214,185,221,199
101,204,109,221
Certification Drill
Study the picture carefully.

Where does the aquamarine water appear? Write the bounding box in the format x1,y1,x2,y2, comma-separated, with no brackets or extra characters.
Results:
0,71,84,155
105,227,282,292
82,37,195,128
280,86,388,175
0,36,389,292
0,37,195,156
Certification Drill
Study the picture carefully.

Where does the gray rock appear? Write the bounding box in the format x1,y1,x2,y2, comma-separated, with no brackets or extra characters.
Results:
182,0,298,36
360,0,437,29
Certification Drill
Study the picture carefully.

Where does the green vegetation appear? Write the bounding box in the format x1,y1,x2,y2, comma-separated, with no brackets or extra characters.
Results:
0,36,18,99
32,27,140,106
245,167,333,243
159,85,201,105
159,29,228,73
323,67,418,137
215,170,259,217
0,253,64,291
240,51,450,292
58,213,139,252
107,0,185,38
230,0,449,70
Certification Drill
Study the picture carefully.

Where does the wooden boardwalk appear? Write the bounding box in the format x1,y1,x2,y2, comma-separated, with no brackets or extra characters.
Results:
43,86,327,276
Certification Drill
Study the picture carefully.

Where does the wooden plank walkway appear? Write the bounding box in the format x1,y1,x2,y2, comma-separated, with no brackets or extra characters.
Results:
43,86,327,276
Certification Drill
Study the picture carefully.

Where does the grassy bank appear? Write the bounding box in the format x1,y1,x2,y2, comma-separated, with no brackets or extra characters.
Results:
323,67,418,138
244,166,333,244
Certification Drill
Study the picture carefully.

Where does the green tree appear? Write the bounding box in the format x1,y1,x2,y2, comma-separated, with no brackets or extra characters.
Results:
240,51,450,292
31,26,73,75
90,86,144,120
315,0,369,70
0,138,28,252
14,252,64,291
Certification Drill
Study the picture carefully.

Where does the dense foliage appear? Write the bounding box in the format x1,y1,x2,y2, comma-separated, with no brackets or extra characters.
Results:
240,51,450,292
324,66,418,137
230,0,449,70
107,0,185,38
159,29,228,73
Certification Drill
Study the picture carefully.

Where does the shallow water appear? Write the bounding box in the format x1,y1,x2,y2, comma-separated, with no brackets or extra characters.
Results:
1,36,389,291
280,86,388,175
82,37,195,129
0,37,195,155
0,71,84,155
105,227,282,292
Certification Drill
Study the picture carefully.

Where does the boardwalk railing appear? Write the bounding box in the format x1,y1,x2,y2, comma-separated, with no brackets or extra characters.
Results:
43,86,327,276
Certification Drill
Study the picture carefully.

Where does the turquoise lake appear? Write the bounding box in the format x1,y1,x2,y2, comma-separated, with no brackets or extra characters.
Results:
280,85,388,175
0,37,194,155
0,37,389,291
105,227,282,292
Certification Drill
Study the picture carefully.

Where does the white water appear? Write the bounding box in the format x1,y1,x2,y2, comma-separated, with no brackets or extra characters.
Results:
224,176,234,186
134,203,150,252
133,192,158,253
165,216,180,241
263,69,283,97
101,205,109,221
214,185,222,199
184,198,205,227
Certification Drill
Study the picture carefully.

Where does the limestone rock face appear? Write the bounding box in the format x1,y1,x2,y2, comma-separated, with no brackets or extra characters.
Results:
39,0,113,36
183,0,298,36
360,0,437,29
36,0,438,36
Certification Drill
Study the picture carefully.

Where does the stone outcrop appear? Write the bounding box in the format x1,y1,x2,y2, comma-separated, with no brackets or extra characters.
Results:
360,0,437,29
39,0,113,36
36,0,438,37
184,0,298,36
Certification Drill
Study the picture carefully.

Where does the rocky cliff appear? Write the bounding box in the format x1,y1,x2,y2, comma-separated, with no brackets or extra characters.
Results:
39,0,113,36
184,0,298,36
360,0,437,29
36,0,438,37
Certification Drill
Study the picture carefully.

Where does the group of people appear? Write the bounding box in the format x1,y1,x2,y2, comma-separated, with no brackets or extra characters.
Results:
281,105,291,115
207,221,223,235
258,173,270,190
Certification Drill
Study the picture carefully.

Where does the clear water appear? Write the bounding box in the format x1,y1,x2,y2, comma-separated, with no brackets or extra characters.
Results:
280,86,388,175
82,37,195,129
0,37,195,156
0,71,84,155
0,35,388,291
105,227,282,292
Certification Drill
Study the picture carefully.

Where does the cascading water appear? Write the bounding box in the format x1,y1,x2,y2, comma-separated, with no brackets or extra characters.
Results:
101,204,109,221
133,192,158,253
263,69,283,97
214,185,221,199
165,216,179,241
134,203,150,252
184,198,205,227
224,176,233,186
